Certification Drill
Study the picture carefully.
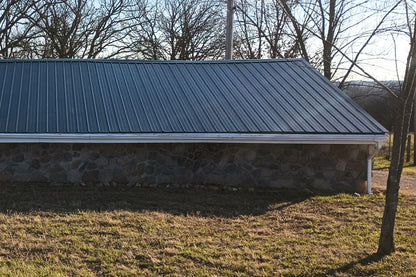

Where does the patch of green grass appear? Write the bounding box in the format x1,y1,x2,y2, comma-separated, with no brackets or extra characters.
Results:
0,185,415,276
374,133,416,174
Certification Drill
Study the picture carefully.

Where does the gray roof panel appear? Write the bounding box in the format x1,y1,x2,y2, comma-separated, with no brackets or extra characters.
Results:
0,59,387,135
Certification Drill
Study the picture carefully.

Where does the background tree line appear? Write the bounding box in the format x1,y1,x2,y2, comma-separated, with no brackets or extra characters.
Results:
0,0,226,60
0,0,401,82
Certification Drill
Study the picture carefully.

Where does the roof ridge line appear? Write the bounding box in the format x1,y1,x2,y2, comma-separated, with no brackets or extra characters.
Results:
0,58,305,64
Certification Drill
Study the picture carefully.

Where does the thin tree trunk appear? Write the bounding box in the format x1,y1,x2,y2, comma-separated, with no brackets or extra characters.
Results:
414,132,416,165
406,134,411,162
378,38,416,254
377,108,409,254
414,108,416,165
322,0,336,80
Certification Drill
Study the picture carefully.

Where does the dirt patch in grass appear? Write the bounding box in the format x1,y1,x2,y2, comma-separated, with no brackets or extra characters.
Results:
372,170,416,194
0,185,415,276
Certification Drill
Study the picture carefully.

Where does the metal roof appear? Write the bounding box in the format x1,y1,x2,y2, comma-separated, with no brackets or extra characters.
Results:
0,59,387,136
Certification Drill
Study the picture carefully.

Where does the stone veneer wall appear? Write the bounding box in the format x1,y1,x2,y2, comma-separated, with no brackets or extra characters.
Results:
0,143,370,192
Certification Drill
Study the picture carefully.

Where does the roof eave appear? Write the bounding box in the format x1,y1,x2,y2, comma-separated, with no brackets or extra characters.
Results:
0,133,388,147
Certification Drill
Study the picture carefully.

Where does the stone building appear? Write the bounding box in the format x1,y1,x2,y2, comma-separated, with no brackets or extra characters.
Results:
0,59,387,192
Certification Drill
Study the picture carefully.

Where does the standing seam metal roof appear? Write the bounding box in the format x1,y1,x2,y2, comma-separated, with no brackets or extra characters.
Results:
0,58,387,135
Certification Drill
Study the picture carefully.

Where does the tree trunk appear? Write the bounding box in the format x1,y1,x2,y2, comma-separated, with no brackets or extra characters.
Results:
414,132,416,165
322,0,336,80
377,114,408,254
413,73,416,165
378,40,416,254
406,134,411,162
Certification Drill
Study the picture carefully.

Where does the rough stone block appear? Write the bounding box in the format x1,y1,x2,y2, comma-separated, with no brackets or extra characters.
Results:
312,179,330,190
49,171,68,183
82,170,99,184
0,172,12,182
336,160,347,171
29,173,48,183
67,170,81,183
31,159,41,169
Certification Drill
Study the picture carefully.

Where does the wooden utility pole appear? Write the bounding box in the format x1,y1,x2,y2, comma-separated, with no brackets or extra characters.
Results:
225,0,235,60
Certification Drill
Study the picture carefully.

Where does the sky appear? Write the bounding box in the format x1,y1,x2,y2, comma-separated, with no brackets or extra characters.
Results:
299,0,412,82
364,35,409,81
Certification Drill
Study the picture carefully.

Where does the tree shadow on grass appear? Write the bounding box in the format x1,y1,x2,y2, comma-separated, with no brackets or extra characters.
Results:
321,253,384,276
0,184,322,217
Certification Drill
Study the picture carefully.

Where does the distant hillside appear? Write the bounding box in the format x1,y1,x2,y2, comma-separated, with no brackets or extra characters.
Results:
341,81,402,131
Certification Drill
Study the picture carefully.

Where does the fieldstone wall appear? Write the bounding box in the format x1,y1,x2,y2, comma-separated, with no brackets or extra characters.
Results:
0,143,370,192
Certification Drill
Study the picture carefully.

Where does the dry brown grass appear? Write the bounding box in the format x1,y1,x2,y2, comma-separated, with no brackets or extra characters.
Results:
0,185,415,276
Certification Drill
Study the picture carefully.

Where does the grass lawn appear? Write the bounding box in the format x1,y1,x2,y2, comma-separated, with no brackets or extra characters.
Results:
374,133,416,174
0,185,415,276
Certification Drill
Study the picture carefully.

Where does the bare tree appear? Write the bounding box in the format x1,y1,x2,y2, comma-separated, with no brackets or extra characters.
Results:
160,0,225,60
85,0,133,58
314,0,341,79
26,0,132,59
291,1,396,84
121,0,164,60
295,0,375,80
123,0,225,60
0,0,36,58
277,0,396,82
378,0,416,255
234,0,308,60
276,0,311,61
234,0,265,59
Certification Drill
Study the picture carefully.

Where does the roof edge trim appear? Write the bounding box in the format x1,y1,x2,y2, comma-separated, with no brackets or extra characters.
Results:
0,133,387,146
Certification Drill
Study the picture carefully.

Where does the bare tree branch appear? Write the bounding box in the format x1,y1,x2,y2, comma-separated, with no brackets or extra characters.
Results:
277,0,399,97
338,0,402,89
